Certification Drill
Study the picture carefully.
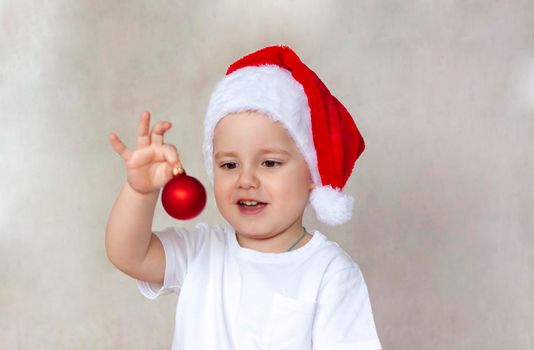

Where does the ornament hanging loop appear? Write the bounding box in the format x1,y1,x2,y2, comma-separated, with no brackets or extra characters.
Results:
172,166,185,176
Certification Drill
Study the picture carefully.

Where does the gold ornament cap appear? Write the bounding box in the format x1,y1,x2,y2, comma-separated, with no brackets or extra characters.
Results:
172,166,184,176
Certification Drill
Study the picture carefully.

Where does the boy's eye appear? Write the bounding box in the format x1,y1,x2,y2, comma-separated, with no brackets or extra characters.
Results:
219,160,282,169
220,162,237,169
263,160,281,167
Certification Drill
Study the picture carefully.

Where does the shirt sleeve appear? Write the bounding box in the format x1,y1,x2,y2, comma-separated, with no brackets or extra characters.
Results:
136,223,208,300
312,266,382,350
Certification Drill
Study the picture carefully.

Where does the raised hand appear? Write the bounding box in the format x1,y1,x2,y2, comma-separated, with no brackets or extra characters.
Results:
108,111,183,194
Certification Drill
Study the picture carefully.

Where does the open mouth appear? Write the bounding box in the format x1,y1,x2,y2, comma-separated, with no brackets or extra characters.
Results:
237,200,268,215
238,200,267,208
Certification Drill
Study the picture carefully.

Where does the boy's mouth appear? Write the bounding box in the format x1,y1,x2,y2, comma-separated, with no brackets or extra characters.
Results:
237,199,267,215
237,199,268,207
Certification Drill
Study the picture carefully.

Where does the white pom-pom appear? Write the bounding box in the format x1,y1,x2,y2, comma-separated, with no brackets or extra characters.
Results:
309,185,354,225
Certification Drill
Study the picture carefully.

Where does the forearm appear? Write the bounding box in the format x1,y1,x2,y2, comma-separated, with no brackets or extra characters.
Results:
105,182,160,272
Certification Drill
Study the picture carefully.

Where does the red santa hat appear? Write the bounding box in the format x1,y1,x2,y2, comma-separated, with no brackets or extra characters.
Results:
202,45,365,225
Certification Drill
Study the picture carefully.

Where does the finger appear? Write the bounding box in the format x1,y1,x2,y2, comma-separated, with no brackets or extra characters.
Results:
162,144,182,169
150,121,171,147
108,133,132,161
137,111,151,149
162,145,184,178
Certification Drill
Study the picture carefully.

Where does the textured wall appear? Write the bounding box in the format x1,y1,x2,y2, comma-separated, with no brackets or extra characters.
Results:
1,0,532,349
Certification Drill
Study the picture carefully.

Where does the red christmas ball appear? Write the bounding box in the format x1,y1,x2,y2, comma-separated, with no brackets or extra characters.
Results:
161,170,207,220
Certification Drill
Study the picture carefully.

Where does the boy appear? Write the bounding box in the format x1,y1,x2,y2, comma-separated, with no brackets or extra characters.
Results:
106,45,382,350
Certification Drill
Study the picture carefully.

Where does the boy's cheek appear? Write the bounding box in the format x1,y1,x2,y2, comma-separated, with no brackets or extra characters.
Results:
213,178,233,197
214,171,237,182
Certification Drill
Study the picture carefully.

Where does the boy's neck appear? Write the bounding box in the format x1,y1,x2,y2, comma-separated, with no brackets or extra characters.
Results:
235,225,313,253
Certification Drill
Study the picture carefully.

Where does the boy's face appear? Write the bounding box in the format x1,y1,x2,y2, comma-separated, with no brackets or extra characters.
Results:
212,111,314,250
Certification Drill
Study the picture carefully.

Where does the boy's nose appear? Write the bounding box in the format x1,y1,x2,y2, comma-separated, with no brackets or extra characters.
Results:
236,167,259,189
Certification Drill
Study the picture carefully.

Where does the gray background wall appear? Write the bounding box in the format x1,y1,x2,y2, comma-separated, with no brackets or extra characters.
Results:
1,1,532,349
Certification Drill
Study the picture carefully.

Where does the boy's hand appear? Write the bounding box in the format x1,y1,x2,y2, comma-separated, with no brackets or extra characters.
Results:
108,111,183,194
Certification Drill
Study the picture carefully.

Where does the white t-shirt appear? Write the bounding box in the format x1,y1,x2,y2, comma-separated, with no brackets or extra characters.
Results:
137,223,382,350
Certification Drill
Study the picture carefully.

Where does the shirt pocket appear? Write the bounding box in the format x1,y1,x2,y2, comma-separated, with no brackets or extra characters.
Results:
262,293,317,350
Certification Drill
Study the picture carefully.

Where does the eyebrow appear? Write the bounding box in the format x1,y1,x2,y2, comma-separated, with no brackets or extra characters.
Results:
214,148,291,159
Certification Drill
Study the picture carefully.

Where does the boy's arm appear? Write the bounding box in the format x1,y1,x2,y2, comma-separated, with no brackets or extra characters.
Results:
105,181,165,284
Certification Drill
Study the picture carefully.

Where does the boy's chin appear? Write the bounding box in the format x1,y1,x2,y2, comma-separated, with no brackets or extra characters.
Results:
231,223,273,238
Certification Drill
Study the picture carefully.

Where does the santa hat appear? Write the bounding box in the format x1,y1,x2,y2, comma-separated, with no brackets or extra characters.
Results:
202,45,365,226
